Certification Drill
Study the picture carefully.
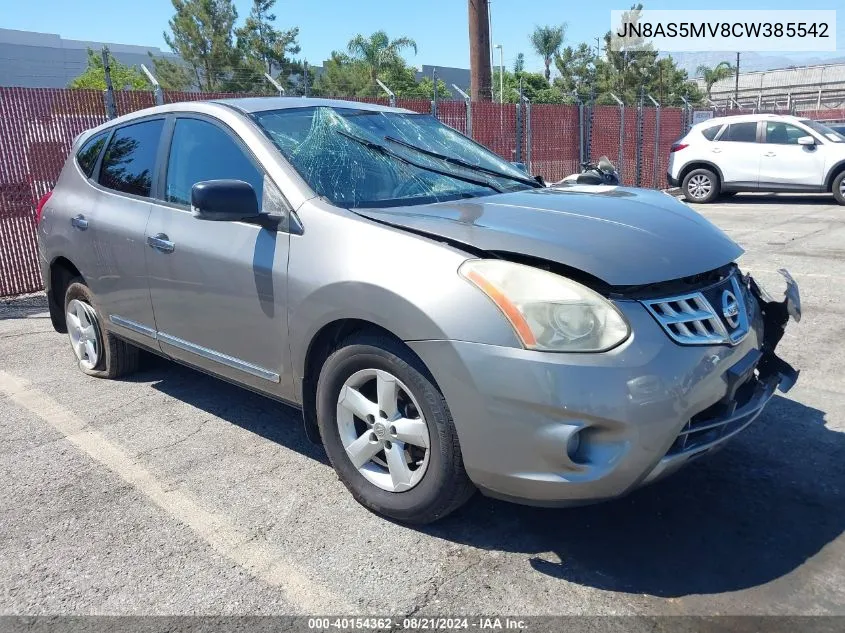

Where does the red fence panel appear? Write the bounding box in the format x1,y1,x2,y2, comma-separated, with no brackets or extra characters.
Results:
658,108,685,188
0,87,109,297
799,108,845,122
528,104,579,183
472,102,517,162
436,100,467,135
590,105,622,176
395,98,431,114
114,90,155,116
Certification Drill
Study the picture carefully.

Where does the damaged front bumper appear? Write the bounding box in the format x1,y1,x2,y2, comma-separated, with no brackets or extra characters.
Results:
644,268,801,484
749,268,801,392
408,268,801,507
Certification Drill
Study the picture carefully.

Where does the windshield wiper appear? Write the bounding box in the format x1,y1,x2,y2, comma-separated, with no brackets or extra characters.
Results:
335,130,505,193
384,135,543,189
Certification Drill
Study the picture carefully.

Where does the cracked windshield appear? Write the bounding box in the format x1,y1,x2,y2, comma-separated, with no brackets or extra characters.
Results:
254,106,535,208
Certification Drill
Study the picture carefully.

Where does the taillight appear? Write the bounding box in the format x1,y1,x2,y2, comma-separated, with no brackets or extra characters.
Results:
670,143,688,153
35,191,52,226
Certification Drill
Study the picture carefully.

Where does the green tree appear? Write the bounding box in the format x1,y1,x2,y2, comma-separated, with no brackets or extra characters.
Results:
513,52,525,74
696,61,736,99
492,68,565,103
235,0,300,77
529,24,566,83
69,49,149,90
148,53,195,90
386,66,448,99
312,52,371,97
553,43,597,98
163,0,240,91
346,31,417,89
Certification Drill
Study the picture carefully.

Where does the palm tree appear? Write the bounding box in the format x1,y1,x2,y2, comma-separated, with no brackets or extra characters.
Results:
696,61,736,99
529,25,566,83
347,31,417,87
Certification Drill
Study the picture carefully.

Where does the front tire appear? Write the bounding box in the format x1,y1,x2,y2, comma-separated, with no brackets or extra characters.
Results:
682,168,719,203
833,171,845,206
64,278,139,378
316,332,475,524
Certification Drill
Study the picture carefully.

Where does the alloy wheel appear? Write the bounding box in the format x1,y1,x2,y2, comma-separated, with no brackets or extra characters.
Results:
66,299,100,370
688,174,712,200
336,368,431,492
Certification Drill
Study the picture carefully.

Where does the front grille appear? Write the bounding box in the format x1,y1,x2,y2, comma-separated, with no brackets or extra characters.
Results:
641,273,750,346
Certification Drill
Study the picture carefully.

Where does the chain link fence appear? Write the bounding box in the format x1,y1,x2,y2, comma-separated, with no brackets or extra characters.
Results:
2,85,843,297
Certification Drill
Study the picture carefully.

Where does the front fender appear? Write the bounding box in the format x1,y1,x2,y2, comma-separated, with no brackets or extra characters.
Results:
286,200,521,382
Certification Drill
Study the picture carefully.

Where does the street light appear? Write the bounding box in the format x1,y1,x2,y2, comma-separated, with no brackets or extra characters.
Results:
495,44,504,103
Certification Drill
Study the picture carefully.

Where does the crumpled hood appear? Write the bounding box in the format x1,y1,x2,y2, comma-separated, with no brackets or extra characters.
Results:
354,186,743,286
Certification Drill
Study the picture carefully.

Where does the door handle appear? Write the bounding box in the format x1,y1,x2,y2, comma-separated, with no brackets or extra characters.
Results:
711,148,722,153
70,214,89,230
147,233,175,253
764,151,776,157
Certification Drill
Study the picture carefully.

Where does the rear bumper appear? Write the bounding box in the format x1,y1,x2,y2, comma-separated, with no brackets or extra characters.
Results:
667,171,680,188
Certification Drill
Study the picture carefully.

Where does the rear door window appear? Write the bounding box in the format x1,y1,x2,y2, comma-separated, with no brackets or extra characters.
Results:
76,132,108,177
720,122,758,143
98,119,165,197
164,117,264,206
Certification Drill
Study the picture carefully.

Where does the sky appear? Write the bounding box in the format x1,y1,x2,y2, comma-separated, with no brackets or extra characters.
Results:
3,0,844,73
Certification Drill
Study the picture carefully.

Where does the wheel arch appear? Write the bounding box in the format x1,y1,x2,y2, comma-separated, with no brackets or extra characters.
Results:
824,160,845,191
47,256,84,333
679,161,725,190
299,318,438,444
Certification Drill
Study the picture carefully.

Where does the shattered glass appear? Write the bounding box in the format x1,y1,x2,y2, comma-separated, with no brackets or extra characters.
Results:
254,107,533,208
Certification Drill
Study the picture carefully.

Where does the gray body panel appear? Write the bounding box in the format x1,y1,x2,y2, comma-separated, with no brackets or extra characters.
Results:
354,186,744,286
37,97,792,507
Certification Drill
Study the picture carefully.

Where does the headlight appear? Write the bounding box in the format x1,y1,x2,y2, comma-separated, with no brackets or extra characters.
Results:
459,259,631,352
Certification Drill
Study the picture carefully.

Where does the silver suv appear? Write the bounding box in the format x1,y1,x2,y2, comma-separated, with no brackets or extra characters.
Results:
38,98,801,523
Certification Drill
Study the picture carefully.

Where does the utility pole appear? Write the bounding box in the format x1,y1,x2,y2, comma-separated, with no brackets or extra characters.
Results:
468,0,493,101
734,52,740,105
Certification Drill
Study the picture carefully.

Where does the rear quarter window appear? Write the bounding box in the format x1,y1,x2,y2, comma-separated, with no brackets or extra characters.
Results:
76,132,107,177
700,125,722,141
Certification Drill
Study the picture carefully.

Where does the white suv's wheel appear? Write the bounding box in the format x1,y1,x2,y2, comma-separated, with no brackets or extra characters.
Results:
682,168,719,203
833,171,845,206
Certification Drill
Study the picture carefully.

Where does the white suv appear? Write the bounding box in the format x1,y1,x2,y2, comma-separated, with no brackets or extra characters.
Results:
667,113,845,204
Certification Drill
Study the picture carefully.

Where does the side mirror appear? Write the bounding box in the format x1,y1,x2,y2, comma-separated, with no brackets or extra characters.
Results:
797,135,816,146
191,180,260,221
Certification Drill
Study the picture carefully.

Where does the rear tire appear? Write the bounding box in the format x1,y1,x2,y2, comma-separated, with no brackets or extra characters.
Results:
316,332,475,524
64,278,139,379
682,168,719,203
833,171,845,206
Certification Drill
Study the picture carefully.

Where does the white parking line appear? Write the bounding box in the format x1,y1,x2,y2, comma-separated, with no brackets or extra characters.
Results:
0,370,349,613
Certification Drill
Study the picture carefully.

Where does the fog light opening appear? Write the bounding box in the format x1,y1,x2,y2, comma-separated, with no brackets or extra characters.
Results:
566,430,582,463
